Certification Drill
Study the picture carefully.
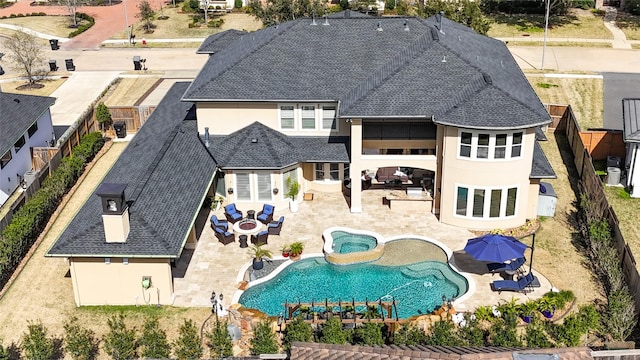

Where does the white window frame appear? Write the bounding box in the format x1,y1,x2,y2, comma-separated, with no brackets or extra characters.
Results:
321,105,338,131
301,105,316,130
278,103,339,132
454,184,518,219
279,105,295,130
235,173,252,201
235,172,273,202
457,130,525,160
256,172,273,202
313,163,348,182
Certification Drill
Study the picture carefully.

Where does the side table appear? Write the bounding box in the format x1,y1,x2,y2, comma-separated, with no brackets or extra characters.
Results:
239,235,248,248
247,210,256,220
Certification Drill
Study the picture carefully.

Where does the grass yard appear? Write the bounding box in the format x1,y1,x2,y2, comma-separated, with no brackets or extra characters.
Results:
604,187,640,271
110,8,262,40
615,12,640,40
526,73,604,130
487,9,612,39
103,77,161,106
0,78,67,96
0,14,74,37
505,41,612,47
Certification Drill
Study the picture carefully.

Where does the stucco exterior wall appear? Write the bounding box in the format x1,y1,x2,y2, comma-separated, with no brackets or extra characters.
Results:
438,126,537,230
70,257,173,306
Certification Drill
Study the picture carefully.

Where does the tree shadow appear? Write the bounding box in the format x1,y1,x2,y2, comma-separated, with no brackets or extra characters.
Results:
614,12,640,31
490,13,581,32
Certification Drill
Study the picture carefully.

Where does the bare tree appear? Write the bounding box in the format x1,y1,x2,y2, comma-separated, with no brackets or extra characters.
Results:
2,29,47,86
66,0,78,27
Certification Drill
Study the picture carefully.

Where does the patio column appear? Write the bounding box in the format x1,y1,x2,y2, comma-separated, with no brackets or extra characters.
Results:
350,119,363,213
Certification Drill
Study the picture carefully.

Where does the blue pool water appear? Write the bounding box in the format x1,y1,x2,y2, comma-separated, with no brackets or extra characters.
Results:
332,231,377,254
239,258,467,318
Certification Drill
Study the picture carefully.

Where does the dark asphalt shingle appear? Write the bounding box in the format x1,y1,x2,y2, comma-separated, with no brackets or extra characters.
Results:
196,29,247,54
622,98,640,142
531,141,556,179
0,93,55,156
47,82,217,258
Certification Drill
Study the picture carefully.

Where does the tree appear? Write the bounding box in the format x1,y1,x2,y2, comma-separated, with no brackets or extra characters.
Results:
250,319,279,355
21,320,54,360
248,0,327,27
172,319,202,360
416,0,490,35
282,315,313,351
139,316,170,359
206,319,233,358
66,0,78,27
102,314,137,360
95,102,112,131
319,316,347,344
63,317,97,360
3,29,47,86
137,0,156,33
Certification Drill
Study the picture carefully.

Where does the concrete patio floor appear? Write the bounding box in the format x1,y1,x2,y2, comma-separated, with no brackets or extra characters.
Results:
172,188,552,315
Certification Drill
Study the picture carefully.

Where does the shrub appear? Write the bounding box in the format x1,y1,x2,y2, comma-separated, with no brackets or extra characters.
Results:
525,317,552,348
208,18,224,27
604,288,637,341
172,319,202,360
353,323,383,346
234,0,242,8
572,0,594,9
488,317,522,347
456,315,486,346
626,0,640,15
95,102,112,131
63,317,97,360
393,322,426,345
69,13,95,37
282,316,313,351
206,320,233,358
103,314,137,360
21,320,54,360
424,319,459,346
319,316,347,344
250,319,279,355
139,316,170,359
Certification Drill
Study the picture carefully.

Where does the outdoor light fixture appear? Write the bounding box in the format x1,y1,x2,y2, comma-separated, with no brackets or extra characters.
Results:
227,187,234,194
273,188,279,195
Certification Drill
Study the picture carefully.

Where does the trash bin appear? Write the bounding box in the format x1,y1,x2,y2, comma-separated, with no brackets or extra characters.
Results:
114,121,127,138
65,59,75,71
133,56,142,70
48,60,58,72
49,39,59,50
607,167,621,185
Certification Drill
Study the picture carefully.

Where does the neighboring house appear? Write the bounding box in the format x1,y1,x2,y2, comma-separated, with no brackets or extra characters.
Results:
184,11,555,230
622,98,640,197
0,92,55,206
46,12,556,306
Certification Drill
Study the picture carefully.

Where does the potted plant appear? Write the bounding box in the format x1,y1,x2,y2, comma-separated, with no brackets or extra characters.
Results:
285,176,300,213
281,244,291,258
536,297,556,319
289,241,304,260
248,244,272,270
516,301,537,323
211,195,224,211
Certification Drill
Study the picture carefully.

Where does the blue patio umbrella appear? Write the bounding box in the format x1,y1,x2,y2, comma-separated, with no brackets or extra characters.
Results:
464,234,528,263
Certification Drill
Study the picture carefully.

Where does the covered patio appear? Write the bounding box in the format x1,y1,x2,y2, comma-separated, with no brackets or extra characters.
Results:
172,188,552,314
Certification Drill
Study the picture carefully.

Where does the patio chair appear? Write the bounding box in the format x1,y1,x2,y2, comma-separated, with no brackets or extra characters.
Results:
210,215,229,231
486,257,526,274
257,204,275,224
251,230,269,246
490,272,535,293
224,203,243,223
268,216,284,235
214,226,235,245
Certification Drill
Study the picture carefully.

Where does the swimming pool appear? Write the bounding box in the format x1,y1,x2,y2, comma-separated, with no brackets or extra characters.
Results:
331,231,377,254
238,257,468,318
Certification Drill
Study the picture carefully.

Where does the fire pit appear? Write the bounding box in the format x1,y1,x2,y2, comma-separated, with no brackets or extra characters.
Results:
233,218,263,235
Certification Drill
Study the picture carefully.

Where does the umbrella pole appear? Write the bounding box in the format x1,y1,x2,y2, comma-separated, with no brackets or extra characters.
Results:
528,233,536,274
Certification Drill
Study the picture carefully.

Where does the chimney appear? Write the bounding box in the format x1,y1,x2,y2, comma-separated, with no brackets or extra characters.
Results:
204,127,210,148
96,183,130,243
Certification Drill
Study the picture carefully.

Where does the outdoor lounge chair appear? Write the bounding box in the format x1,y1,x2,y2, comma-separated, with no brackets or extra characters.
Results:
214,226,235,245
487,257,526,274
490,272,535,293
251,230,269,246
257,204,275,224
224,203,243,223
268,216,284,235
210,215,229,231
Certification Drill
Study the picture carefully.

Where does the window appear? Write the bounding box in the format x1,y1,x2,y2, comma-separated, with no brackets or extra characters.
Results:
280,105,294,129
322,106,336,130
476,134,489,159
14,136,26,152
0,150,11,169
236,173,251,201
27,122,38,137
257,173,272,201
314,163,324,180
460,132,472,157
455,185,518,219
329,163,339,181
301,105,316,129
343,163,350,180
495,134,507,159
512,132,523,157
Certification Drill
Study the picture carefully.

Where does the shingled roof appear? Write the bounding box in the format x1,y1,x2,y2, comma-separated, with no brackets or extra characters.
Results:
205,122,349,169
196,29,247,54
183,13,549,130
531,141,556,179
289,342,594,360
0,93,55,156
47,82,217,258
622,98,640,142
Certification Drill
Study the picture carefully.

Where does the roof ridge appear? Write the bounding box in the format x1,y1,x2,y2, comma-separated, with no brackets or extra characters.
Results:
433,73,488,117
340,32,433,114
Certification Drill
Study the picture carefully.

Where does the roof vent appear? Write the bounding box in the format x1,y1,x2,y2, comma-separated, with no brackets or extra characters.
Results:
311,12,317,26
500,60,504,67
482,72,493,85
345,9,351,18
441,55,447,63
13,98,19,103
204,127,210,148
437,11,445,34
376,22,383,31
323,10,329,26
251,138,258,143
404,20,410,32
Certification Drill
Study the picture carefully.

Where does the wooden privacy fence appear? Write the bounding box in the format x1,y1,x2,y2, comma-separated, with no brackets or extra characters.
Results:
558,104,640,315
107,105,156,134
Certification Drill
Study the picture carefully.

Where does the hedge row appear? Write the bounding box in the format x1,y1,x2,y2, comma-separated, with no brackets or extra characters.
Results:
69,13,95,38
0,12,47,19
0,132,105,289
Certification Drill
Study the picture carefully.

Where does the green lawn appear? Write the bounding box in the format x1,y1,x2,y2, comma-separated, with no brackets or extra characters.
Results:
614,12,640,40
0,14,74,37
487,11,612,39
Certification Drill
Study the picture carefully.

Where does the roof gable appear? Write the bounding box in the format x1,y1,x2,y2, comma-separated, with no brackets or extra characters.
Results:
623,98,640,142
0,93,55,155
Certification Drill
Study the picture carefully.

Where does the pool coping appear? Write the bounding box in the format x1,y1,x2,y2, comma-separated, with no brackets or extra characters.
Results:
231,228,476,313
